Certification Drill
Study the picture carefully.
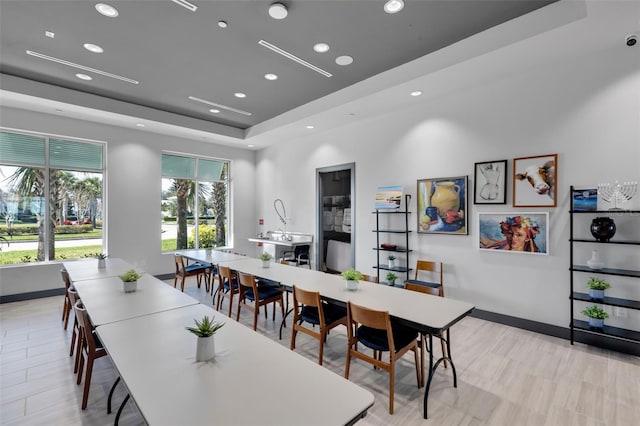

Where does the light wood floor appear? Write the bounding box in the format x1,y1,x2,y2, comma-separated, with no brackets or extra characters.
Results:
1,276,639,425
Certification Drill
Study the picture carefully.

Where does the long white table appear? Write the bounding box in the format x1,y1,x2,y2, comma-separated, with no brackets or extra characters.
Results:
71,273,199,326
63,258,140,282
96,304,375,425
213,257,474,419
178,249,247,265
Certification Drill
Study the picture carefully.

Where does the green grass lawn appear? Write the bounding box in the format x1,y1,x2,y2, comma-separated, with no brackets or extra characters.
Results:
1,230,103,242
0,245,103,264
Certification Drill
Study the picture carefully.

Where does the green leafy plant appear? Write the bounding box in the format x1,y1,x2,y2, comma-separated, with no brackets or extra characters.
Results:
387,255,397,261
586,277,610,290
342,268,363,281
386,272,398,282
186,315,225,337
581,305,609,319
259,252,272,261
119,269,142,282
95,253,108,260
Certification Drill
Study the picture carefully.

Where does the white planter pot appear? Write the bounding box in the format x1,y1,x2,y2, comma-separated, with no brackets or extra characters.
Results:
196,335,215,362
98,259,106,269
388,260,396,269
345,279,358,291
262,260,270,268
123,280,137,293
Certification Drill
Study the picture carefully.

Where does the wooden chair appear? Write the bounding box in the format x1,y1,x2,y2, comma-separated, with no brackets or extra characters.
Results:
61,269,73,329
361,274,379,284
236,271,285,331
215,265,239,317
344,301,421,414
173,254,210,292
73,300,108,409
290,285,347,365
404,282,448,385
410,260,444,296
67,286,82,373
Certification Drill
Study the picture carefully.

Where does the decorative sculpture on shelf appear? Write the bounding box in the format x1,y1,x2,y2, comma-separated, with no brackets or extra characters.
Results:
597,181,637,211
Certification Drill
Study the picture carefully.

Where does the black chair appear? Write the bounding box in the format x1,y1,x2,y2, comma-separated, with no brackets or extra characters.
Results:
282,244,310,268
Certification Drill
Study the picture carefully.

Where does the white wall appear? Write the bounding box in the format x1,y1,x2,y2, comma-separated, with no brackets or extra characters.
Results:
0,109,256,296
255,4,640,328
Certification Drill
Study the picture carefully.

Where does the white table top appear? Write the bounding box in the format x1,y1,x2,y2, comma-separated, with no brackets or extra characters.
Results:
72,274,199,326
63,258,140,282
96,304,374,426
177,249,247,265
221,258,474,333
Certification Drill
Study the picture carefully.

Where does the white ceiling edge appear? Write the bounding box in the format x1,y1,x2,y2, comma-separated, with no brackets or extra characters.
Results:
244,0,588,142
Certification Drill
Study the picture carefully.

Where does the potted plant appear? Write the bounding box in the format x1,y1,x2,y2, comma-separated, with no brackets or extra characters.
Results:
387,255,397,269
586,277,610,300
186,315,225,362
96,253,107,269
581,305,609,329
386,272,398,286
342,268,363,291
260,252,272,268
119,269,142,293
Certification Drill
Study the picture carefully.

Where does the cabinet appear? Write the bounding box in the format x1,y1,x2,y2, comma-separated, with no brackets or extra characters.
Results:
569,186,640,352
373,194,412,285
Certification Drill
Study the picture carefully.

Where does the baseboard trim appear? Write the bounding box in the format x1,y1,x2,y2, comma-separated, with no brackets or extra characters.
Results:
1,288,65,304
470,309,639,356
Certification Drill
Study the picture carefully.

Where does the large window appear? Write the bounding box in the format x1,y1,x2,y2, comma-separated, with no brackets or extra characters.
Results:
161,153,229,251
0,130,104,265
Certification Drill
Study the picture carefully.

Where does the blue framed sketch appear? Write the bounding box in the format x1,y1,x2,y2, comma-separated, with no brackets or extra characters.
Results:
572,188,597,212
375,185,403,209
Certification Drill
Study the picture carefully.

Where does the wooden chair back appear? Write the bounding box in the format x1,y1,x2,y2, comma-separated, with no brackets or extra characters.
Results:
237,271,258,297
404,282,440,296
361,274,379,284
347,301,390,333
293,285,322,311
414,260,443,296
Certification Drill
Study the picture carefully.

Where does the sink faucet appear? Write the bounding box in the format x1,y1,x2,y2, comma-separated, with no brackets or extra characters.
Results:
276,227,292,241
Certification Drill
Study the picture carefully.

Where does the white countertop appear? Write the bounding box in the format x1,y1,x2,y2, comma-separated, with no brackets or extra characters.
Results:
63,258,140,282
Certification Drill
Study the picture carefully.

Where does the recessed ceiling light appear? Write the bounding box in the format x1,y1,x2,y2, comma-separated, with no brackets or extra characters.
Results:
55,108,63,112
209,109,220,113
27,50,139,84
76,73,92,80
83,43,104,53
45,31,55,38
248,144,255,148
411,90,423,96
234,92,246,98
264,73,278,81
268,3,288,19
188,95,252,116
171,0,198,12
384,0,405,14
95,3,119,17
218,20,228,28
306,125,315,129
335,55,353,66
136,123,145,127
313,43,330,53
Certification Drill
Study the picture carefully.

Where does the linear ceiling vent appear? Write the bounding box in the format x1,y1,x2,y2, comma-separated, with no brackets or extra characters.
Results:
25,50,139,84
172,0,198,12
188,96,252,116
258,40,332,78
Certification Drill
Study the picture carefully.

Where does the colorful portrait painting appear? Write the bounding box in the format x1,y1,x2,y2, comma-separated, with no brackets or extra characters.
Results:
417,176,468,235
478,212,549,255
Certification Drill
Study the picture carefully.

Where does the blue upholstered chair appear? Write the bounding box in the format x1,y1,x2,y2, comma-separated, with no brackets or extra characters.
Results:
173,254,210,292
215,265,239,317
236,271,285,331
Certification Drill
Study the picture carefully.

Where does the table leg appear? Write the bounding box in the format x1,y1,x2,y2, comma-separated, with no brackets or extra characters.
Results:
278,290,294,340
423,331,458,419
114,393,130,426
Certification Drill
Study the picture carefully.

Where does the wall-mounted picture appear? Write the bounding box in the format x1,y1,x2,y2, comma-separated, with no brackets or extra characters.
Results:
374,185,403,209
478,212,549,255
474,160,507,204
572,188,598,212
417,176,468,235
513,154,557,207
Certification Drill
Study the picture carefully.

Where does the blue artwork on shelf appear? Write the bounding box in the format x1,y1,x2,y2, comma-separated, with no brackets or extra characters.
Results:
572,188,597,211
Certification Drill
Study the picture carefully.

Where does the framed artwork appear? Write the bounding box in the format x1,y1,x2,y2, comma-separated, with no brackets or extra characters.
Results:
572,188,598,212
474,160,507,204
478,212,549,255
513,154,557,207
374,185,403,209
417,175,468,235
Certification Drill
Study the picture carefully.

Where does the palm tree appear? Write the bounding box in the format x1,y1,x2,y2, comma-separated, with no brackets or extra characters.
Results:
212,164,228,246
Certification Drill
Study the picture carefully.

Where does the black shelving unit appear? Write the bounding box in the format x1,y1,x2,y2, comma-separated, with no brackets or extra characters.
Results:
373,194,412,284
569,185,640,353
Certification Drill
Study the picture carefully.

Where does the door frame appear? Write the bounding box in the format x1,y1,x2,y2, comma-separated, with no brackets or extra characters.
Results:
316,162,355,272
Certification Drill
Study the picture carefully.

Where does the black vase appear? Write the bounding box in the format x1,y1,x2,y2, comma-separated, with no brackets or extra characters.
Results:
590,217,616,242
